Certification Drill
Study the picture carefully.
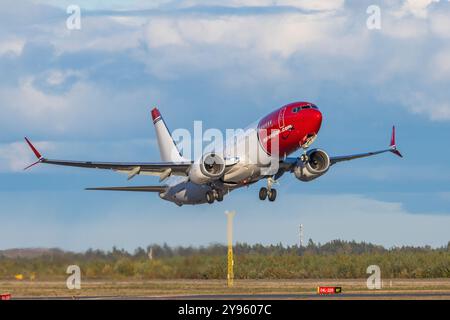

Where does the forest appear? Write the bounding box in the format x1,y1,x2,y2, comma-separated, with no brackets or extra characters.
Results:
1,240,449,280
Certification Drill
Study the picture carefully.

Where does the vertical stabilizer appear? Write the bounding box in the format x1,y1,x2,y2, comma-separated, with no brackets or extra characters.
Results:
151,108,186,162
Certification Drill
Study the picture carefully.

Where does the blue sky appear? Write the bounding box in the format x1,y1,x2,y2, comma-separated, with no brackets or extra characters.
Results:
0,0,450,251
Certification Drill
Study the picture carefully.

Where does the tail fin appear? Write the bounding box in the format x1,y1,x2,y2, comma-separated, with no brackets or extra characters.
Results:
151,108,187,162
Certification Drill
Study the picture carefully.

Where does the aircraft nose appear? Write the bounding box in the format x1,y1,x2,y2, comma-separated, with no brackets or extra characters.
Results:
308,109,322,134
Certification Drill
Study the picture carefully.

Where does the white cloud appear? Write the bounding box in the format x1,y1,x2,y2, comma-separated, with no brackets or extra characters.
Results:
394,0,435,18
32,0,345,11
143,13,355,58
43,69,82,85
397,91,450,121
42,16,144,54
425,103,450,121
142,14,342,80
430,12,450,38
110,16,149,27
138,10,367,86
0,76,162,137
0,37,25,56
179,0,345,10
1,0,450,125
0,140,54,172
145,18,186,48
30,0,171,10
277,0,345,11
0,77,69,127
430,48,450,80
382,12,429,39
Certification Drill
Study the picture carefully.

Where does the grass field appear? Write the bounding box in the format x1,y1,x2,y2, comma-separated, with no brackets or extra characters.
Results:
2,279,450,299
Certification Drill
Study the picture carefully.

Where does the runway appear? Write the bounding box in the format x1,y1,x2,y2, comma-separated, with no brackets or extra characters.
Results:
5,279,450,300
14,292,450,300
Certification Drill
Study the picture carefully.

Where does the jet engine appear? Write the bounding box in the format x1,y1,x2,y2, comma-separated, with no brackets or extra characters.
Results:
189,153,226,184
294,149,330,182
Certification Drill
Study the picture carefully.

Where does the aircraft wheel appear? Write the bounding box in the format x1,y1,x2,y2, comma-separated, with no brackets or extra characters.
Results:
259,187,268,200
215,190,224,202
206,191,215,204
268,189,277,202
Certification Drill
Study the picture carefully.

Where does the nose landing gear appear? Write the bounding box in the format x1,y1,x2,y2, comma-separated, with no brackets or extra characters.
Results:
259,187,277,201
259,177,278,202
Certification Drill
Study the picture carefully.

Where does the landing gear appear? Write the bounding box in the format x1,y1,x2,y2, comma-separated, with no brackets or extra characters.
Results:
259,178,278,202
215,189,224,202
259,187,277,201
300,153,309,163
268,189,277,202
206,189,224,204
206,191,215,204
259,187,268,200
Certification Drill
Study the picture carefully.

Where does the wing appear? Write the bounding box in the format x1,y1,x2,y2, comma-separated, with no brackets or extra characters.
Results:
329,126,402,165
279,126,402,173
24,137,191,180
86,186,167,192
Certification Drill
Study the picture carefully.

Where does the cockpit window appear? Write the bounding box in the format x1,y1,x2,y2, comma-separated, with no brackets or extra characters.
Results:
292,104,319,112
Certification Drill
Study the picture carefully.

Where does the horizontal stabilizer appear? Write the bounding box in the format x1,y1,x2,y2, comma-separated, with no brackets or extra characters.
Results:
86,186,167,192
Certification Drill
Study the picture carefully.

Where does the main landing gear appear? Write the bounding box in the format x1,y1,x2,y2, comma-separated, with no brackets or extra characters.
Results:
206,189,224,204
259,177,277,202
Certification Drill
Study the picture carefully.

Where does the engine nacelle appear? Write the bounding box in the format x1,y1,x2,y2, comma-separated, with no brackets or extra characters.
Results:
294,149,330,182
189,153,226,184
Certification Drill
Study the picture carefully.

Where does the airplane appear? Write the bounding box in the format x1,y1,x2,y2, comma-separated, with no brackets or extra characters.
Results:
24,102,402,206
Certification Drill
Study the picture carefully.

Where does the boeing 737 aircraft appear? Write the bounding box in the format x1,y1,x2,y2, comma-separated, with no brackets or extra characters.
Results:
25,102,402,206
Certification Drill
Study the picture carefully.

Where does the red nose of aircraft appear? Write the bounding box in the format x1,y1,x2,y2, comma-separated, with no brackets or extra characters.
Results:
299,108,322,137
311,109,322,134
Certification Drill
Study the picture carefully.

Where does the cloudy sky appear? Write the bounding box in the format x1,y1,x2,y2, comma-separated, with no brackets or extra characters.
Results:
0,0,449,251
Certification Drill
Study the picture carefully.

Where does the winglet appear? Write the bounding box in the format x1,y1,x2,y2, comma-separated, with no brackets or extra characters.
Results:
389,126,403,158
25,137,42,159
24,137,43,170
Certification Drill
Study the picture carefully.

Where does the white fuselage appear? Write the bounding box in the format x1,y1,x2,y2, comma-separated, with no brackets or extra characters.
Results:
160,122,273,205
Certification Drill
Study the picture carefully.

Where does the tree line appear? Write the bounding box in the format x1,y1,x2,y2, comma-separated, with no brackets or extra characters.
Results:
0,240,449,280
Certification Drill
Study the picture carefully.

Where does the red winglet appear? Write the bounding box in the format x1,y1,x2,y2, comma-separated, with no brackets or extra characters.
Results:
151,107,161,122
24,137,43,159
390,126,396,147
389,126,403,158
